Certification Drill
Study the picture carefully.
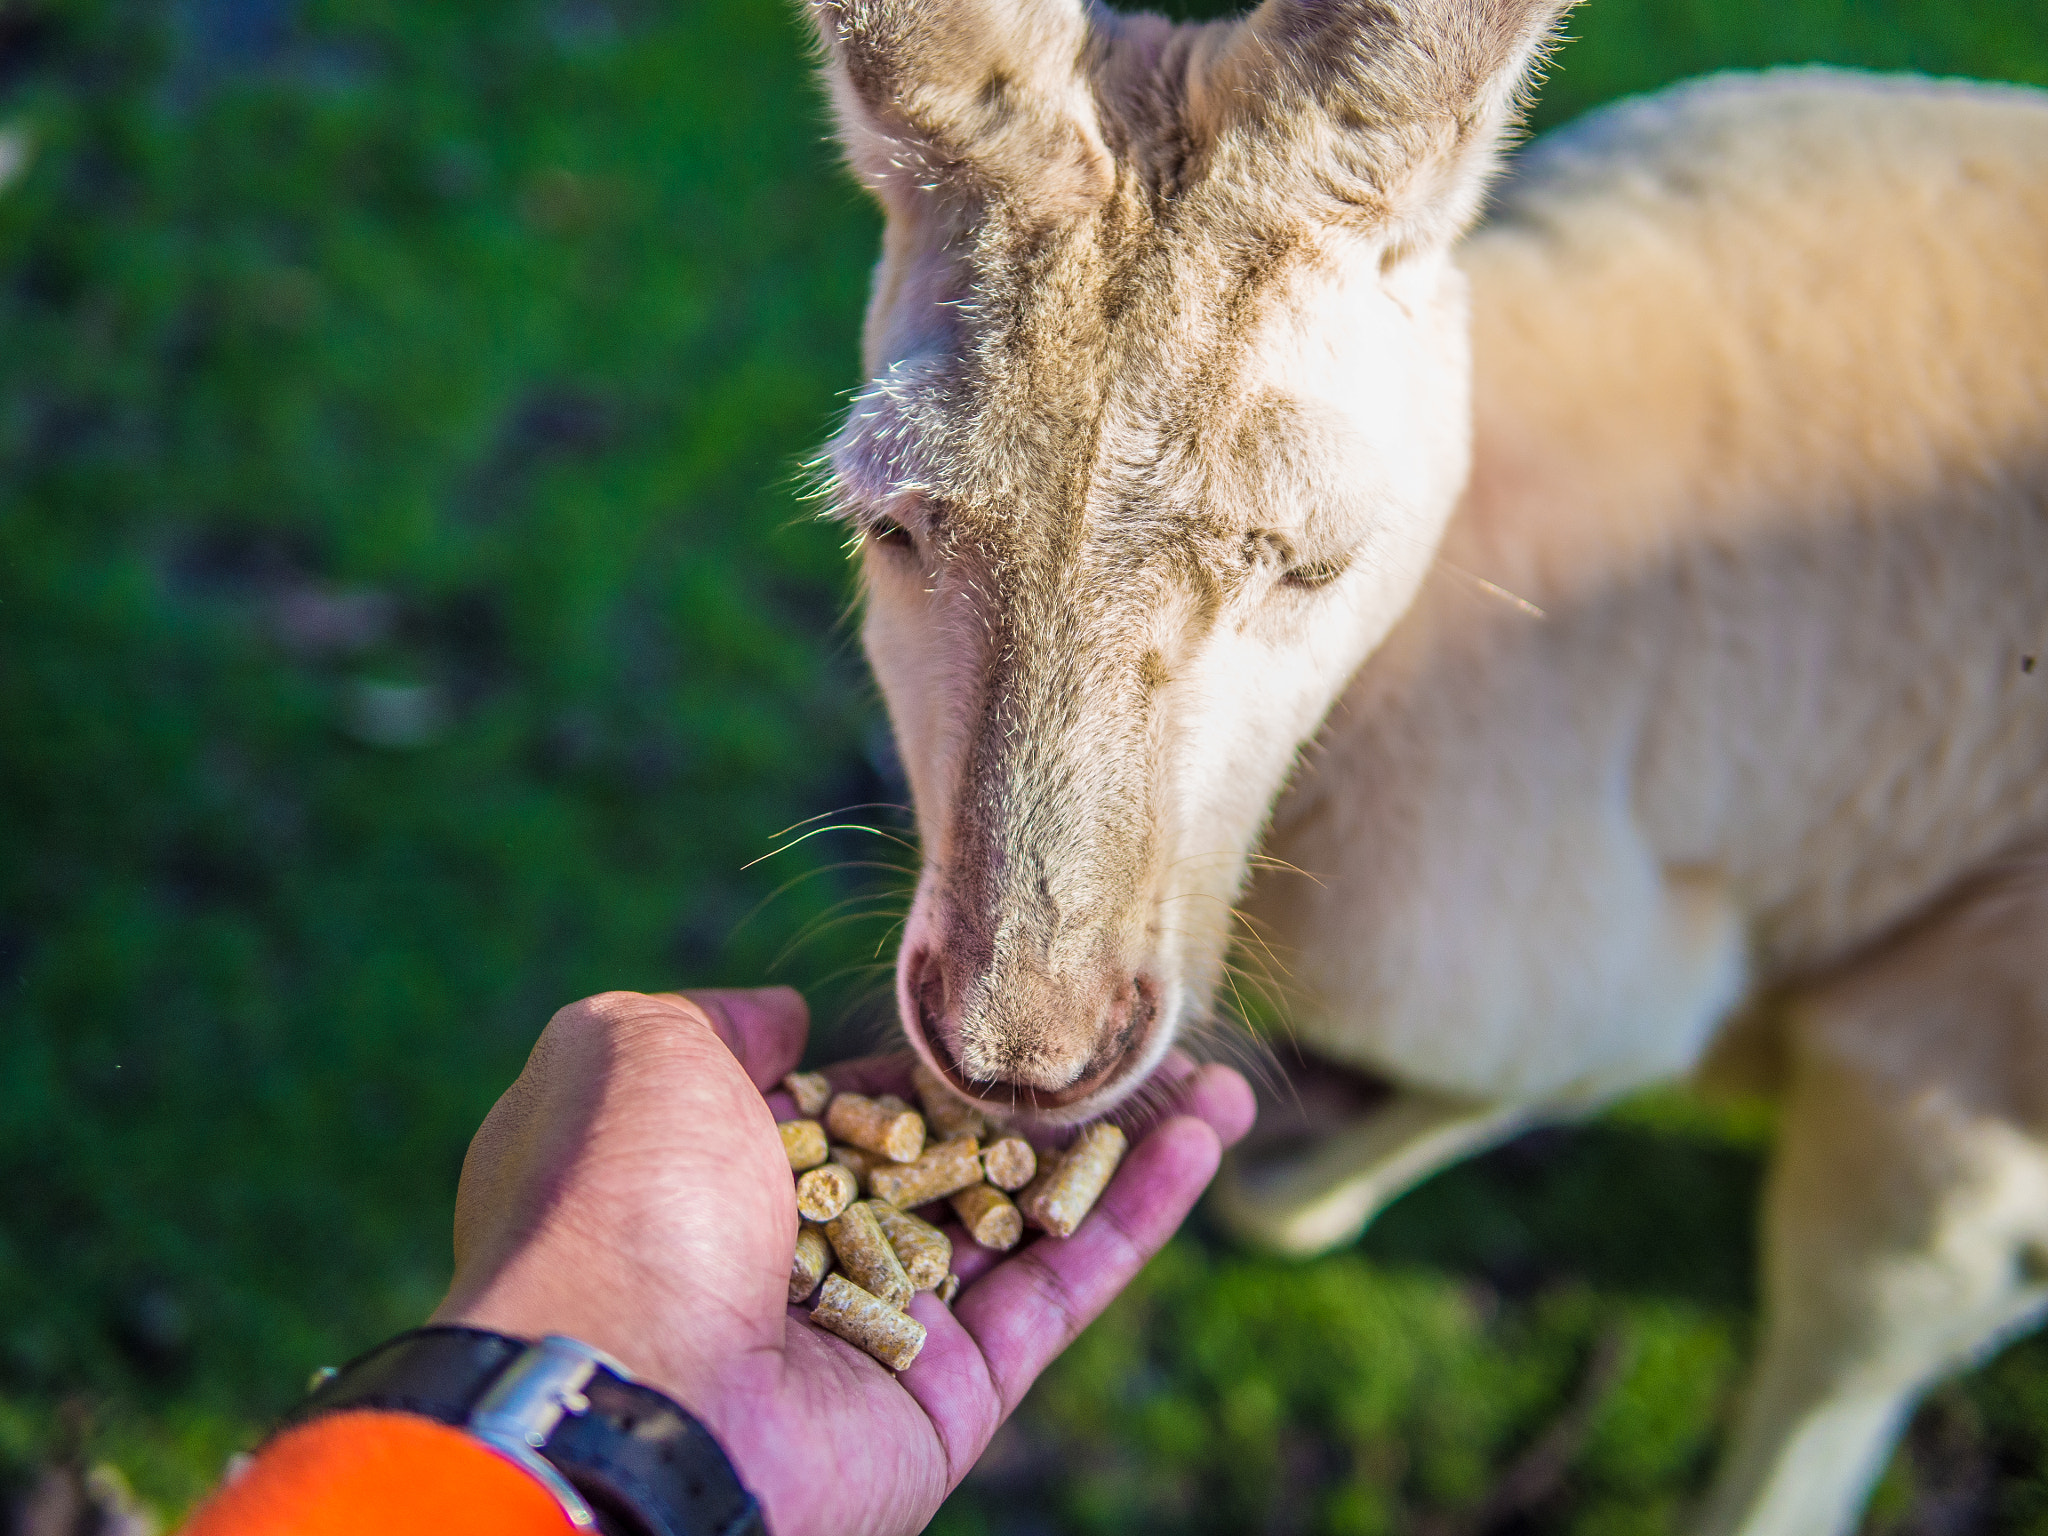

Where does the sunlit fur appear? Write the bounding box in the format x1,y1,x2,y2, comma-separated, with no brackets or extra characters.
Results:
1233,76,2048,1533
815,0,1566,1108
808,1,2048,1530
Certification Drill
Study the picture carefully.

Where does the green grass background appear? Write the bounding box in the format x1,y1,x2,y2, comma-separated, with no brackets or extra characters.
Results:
1,0,2044,1529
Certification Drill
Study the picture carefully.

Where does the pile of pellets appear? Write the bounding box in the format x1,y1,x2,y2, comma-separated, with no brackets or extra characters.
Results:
777,1061,1127,1371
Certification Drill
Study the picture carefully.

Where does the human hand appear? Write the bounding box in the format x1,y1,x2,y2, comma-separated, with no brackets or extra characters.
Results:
432,988,1255,1536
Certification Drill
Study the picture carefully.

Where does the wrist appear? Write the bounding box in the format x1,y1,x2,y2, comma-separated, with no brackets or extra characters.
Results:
436,1291,824,1536
436,1263,711,1412
434,1285,786,1508
285,1324,764,1536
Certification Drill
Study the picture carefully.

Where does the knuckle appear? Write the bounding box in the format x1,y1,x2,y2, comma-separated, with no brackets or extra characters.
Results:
1018,1251,1091,1342
558,988,646,1022
1093,1194,1149,1262
938,1349,1004,1482
551,989,707,1043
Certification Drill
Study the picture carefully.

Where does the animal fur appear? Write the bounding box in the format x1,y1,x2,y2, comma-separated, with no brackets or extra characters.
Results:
807,0,2048,1528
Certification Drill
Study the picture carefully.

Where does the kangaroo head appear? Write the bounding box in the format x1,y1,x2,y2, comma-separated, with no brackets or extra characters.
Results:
812,0,1569,1122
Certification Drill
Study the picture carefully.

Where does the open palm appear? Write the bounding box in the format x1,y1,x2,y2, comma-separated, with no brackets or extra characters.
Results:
434,987,1254,1536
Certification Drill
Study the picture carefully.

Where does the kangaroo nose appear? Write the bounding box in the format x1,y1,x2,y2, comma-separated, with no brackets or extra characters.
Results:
905,943,1159,1110
908,945,960,1073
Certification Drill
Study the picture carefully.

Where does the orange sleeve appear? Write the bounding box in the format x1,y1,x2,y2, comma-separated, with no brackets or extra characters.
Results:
179,1411,579,1536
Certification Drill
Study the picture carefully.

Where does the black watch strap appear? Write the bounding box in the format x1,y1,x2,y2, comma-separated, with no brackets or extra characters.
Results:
274,1326,764,1536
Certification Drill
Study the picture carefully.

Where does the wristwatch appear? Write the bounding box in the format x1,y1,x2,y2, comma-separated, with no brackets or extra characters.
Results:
275,1326,764,1536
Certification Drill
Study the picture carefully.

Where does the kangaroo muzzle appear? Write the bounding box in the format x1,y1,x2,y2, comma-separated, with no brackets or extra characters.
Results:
904,934,1162,1110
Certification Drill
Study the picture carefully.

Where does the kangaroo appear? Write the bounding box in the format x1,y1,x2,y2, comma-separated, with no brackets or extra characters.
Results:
803,0,2048,1529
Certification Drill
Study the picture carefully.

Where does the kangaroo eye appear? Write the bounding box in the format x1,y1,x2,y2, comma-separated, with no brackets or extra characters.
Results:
865,517,915,551
1282,559,1346,591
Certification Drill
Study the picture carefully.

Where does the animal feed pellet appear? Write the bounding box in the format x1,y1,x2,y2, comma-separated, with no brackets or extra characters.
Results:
825,1093,925,1163
779,1073,1129,1370
779,1118,828,1171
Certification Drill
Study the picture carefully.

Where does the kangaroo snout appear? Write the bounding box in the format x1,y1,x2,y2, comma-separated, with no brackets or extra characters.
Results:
904,939,1161,1114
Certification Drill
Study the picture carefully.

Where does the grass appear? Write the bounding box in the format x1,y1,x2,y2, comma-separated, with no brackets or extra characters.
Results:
0,0,2043,1528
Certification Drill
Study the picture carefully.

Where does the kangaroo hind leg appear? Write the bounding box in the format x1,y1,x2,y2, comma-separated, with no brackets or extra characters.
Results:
1699,855,2048,1536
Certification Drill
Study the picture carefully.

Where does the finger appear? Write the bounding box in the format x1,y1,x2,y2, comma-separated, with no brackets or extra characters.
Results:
947,1242,1001,1286
821,1049,918,1099
936,1220,1004,1286
670,986,810,1090
893,1292,1004,1483
1113,1053,1256,1151
1106,1049,1203,1140
953,1115,1222,1414
1167,1061,1257,1149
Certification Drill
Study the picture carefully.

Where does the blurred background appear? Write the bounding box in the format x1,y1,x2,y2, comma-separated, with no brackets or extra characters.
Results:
1,0,2045,1530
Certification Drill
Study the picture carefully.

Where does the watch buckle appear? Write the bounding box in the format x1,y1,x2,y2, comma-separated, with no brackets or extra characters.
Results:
467,1335,630,1529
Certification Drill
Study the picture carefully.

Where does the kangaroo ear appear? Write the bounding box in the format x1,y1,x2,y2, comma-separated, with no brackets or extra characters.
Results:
1193,0,1575,254
808,0,1112,211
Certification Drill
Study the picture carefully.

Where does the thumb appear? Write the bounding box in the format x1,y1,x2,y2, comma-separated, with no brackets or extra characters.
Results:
664,986,810,1091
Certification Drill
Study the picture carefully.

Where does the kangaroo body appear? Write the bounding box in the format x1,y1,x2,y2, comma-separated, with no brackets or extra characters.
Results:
1231,71,2048,1535
802,0,2048,1522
